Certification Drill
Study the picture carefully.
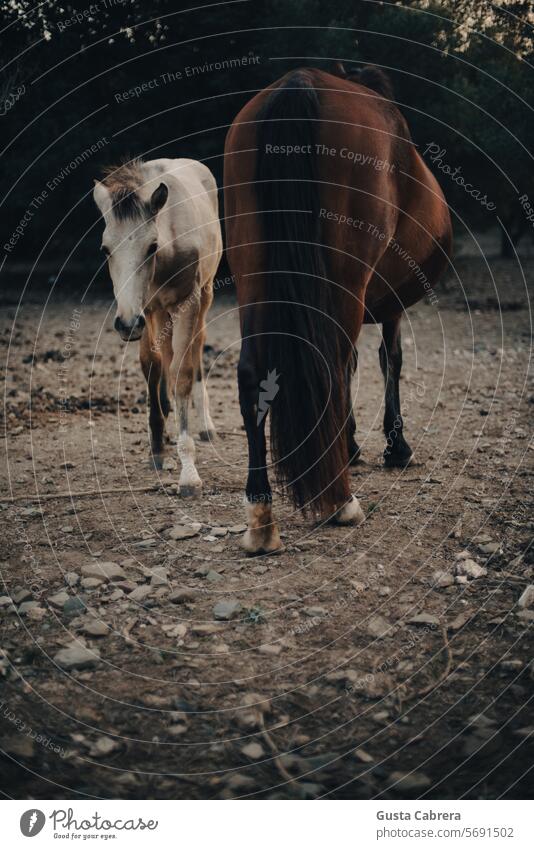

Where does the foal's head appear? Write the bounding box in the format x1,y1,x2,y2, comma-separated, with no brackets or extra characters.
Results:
93,160,168,341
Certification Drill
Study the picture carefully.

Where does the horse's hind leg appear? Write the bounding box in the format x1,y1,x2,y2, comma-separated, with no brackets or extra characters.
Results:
192,284,216,442
238,318,281,555
379,316,413,468
346,349,361,465
140,326,165,470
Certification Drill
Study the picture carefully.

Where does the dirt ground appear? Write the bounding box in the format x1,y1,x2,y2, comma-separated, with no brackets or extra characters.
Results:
0,239,533,800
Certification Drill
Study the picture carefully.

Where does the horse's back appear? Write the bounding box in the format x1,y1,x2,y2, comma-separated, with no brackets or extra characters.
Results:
225,68,451,320
146,158,222,293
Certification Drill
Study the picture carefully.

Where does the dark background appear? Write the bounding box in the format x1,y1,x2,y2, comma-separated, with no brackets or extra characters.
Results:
1,0,533,295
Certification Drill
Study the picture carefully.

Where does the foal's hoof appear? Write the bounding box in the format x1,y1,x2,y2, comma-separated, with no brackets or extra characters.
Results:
150,453,164,471
329,495,366,526
180,482,202,498
199,429,217,442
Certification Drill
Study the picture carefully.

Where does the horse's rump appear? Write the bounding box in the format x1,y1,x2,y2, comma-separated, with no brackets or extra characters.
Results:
224,67,451,513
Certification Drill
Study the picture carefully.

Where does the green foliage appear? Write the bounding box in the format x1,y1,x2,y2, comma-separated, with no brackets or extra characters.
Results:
1,0,532,274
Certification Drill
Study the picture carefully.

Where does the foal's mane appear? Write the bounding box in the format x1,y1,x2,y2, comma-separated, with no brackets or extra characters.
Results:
100,158,148,220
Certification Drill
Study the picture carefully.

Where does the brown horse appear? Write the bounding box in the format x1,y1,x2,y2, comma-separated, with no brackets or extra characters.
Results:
224,65,452,554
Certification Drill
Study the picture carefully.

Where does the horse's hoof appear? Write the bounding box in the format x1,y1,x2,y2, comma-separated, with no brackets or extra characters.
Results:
384,449,414,469
180,482,202,498
242,500,282,555
199,429,217,442
242,527,282,556
329,495,365,526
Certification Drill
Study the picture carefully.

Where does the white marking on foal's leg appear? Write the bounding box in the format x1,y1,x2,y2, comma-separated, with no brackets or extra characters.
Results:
330,494,365,526
242,498,282,555
177,398,201,496
194,377,216,441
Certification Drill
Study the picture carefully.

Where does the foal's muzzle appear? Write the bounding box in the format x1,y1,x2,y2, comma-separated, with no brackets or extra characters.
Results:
114,314,145,341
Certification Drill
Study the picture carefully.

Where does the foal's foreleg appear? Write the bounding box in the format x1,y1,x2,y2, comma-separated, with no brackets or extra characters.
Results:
238,334,281,555
192,285,216,442
170,300,202,496
140,327,165,469
380,316,413,467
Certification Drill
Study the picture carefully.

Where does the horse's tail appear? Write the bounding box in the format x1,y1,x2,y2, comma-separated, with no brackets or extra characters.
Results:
256,70,349,516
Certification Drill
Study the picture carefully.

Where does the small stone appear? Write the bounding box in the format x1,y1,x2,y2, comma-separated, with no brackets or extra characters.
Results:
0,596,13,607
388,770,432,791
213,599,242,620
161,623,188,638
167,724,188,737
48,591,70,609
18,601,40,614
366,615,394,639
63,597,87,617
169,588,196,604
431,570,454,588
211,527,228,537
303,606,327,617
518,585,534,609
26,606,46,622
12,589,32,604
259,643,282,656
168,525,198,541
129,585,152,603
455,559,487,579
115,580,138,593
190,623,222,635
65,572,79,587
228,525,247,534
448,611,473,631
478,541,502,556
517,609,534,623
54,642,100,670
81,620,109,637
455,575,469,585
206,570,223,583
81,562,126,582
81,577,104,589
150,568,169,587
407,613,440,627
224,772,255,790
354,748,374,763
241,742,264,759
89,736,119,756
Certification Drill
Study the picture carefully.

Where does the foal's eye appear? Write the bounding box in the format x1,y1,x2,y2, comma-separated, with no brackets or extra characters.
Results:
101,245,110,256
146,242,158,258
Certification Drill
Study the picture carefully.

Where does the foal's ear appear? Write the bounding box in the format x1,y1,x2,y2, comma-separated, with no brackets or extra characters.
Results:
150,182,168,216
93,180,112,215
